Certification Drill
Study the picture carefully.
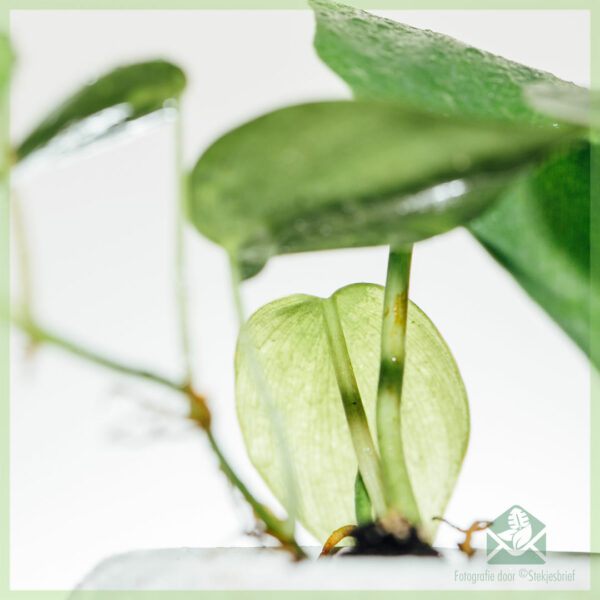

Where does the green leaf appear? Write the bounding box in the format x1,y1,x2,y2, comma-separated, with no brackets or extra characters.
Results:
189,100,572,279
235,283,469,543
310,0,580,126
470,142,595,358
525,83,600,129
16,60,186,162
311,0,595,364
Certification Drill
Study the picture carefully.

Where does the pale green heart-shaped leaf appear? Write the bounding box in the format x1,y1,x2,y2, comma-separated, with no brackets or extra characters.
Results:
16,60,186,162
311,0,596,366
189,100,573,279
235,283,469,543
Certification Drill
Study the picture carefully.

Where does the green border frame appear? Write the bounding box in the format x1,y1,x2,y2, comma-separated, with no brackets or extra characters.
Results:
0,2,597,598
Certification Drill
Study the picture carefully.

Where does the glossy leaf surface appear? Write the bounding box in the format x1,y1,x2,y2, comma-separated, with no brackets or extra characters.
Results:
311,0,578,125
470,143,595,358
16,60,186,161
189,100,571,279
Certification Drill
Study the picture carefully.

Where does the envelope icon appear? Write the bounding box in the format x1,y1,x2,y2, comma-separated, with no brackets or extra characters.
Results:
486,505,546,564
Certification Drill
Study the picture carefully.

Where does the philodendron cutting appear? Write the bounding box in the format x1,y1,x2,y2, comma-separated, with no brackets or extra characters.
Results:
4,0,595,561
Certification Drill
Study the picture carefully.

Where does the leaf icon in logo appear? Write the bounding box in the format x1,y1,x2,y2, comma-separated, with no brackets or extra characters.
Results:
508,508,530,530
513,524,533,550
498,508,533,551
498,528,516,542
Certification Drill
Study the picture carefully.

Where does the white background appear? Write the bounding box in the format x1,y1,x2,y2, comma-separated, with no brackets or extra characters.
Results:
10,9,590,590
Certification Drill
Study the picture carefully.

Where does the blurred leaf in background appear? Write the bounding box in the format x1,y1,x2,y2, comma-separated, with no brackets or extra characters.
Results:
526,83,600,129
310,0,575,126
189,100,572,279
15,60,186,162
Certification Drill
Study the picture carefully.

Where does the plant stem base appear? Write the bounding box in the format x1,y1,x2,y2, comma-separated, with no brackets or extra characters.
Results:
348,522,438,557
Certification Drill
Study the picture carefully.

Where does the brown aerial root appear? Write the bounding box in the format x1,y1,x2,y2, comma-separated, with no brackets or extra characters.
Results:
186,383,212,430
320,525,358,557
433,516,493,558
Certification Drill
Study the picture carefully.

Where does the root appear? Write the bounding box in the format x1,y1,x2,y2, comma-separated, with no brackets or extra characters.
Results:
433,517,493,557
320,525,357,557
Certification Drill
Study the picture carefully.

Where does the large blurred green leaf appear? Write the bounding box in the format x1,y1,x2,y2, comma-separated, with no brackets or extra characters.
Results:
16,60,186,162
311,0,595,364
525,84,600,129
235,283,469,543
311,0,579,126
189,100,572,279
471,143,595,357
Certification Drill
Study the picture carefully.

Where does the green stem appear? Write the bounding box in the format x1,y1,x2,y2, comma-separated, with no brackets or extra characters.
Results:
174,106,192,385
228,254,246,328
376,246,420,524
14,313,188,393
228,255,299,536
354,471,372,526
321,295,387,518
206,429,306,559
12,312,305,558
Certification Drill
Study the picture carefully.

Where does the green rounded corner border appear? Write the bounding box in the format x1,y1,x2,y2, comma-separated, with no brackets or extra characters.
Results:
0,2,597,599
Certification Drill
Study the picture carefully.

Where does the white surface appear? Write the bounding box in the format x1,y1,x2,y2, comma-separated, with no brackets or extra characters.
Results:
9,9,591,590
73,547,591,591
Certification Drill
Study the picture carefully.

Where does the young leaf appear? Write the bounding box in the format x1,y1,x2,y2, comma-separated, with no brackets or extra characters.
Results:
189,100,572,279
16,60,186,162
311,0,595,364
235,283,469,543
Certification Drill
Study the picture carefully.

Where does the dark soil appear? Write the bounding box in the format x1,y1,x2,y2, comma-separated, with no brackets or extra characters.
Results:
346,522,439,557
